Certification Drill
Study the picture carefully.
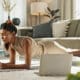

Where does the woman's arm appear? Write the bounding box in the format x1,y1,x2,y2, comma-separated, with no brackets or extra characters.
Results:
10,39,32,69
69,50,80,57
9,47,16,64
8,39,32,69
0,47,16,69
24,39,32,69
0,40,32,69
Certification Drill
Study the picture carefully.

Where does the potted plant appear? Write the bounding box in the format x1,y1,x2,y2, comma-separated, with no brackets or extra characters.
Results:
2,0,16,21
44,7,60,22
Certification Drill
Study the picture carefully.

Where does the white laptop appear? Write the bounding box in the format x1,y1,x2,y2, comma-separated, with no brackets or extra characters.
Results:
39,53,73,76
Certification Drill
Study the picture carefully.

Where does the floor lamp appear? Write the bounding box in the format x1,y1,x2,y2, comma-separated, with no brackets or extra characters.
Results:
31,2,48,25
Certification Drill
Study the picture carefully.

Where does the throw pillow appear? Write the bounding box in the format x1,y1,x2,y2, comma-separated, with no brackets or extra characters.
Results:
52,20,70,37
67,19,80,37
33,21,53,38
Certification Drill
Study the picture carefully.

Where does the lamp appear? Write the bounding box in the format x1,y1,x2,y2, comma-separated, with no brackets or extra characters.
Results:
43,0,52,3
31,2,48,24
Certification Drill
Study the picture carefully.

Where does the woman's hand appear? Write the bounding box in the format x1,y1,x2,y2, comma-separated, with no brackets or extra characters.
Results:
69,50,80,57
0,62,30,69
0,62,14,69
0,62,5,69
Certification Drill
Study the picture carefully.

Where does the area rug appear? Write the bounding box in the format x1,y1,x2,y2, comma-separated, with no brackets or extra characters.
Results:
0,69,66,80
0,59,66,80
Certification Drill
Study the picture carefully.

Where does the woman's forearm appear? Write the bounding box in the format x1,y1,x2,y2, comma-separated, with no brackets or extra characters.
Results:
1,63,30,69
69,51,80,57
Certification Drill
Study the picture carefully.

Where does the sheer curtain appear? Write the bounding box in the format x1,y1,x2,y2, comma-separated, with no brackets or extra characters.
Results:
73,0,80,19
0,0,27,26
59,0,73,20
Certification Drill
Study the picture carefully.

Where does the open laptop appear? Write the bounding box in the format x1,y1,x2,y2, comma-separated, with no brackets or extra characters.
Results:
39,53,73,76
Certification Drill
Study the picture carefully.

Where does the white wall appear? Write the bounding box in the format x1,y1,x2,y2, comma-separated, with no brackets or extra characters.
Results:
0,0,27,26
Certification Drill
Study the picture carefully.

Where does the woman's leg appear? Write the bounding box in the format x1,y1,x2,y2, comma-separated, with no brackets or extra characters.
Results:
38,40,67,54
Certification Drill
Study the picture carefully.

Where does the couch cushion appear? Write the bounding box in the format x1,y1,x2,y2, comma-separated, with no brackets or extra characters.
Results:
66,19,80,37
75,21,80,37
33,21,53,38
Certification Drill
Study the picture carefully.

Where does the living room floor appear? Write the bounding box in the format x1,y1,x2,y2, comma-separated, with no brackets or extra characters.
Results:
0,57,80,80
0,58,66,80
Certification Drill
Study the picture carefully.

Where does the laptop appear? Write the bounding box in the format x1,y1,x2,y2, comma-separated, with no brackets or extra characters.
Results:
39,53,73,76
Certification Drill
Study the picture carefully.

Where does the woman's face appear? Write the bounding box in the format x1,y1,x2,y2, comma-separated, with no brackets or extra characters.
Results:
0,29,14,43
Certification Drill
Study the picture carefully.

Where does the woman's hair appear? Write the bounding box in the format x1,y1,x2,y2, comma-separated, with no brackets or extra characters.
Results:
4,43,10,50
0,21,17,34
0,21,17,50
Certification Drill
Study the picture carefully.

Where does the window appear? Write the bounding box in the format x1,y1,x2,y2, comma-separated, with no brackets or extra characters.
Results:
73,0,80,19
0,0,27,26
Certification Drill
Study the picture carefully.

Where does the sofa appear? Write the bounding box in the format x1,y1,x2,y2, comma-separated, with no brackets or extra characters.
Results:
16,19,80,56
32,19,80,55
33,19,80,38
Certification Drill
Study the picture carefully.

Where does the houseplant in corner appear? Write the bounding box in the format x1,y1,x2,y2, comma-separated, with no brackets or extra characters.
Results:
2,0,16,21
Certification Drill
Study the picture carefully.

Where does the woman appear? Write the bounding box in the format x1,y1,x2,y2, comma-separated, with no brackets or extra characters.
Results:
0,21,45,69
0,20,65,69
0,21,80,69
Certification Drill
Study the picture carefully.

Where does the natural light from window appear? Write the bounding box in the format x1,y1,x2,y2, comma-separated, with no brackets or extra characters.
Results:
73,0,80,19
0,0,27,26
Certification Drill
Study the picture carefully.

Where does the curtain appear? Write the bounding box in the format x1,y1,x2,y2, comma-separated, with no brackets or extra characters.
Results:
0,0,27,26
59,0,73,20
